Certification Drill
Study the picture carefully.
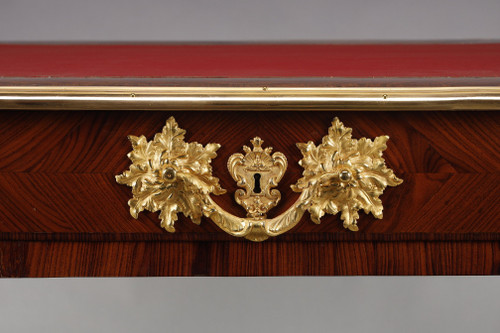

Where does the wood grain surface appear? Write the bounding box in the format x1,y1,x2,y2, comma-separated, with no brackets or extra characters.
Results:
0,110,499,275
1,241,498,277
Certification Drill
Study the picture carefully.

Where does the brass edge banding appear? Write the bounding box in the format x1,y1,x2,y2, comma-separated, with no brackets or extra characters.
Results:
1,86,500,110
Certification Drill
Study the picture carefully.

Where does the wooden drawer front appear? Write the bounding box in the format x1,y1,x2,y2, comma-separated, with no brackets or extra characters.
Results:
0,110,498,276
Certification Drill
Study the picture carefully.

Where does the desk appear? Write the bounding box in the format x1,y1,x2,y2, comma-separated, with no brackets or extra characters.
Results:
0,44,499,276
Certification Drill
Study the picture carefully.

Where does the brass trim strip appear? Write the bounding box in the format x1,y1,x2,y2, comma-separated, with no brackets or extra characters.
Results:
1,86,499,110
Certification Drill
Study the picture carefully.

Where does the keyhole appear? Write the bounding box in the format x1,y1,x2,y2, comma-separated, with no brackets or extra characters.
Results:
253,173,262,193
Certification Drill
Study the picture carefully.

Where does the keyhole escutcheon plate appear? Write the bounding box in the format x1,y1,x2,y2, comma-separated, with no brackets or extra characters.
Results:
228,137,288,219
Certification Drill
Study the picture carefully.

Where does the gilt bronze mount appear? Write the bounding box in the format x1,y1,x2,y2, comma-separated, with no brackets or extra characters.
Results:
116,117,402,241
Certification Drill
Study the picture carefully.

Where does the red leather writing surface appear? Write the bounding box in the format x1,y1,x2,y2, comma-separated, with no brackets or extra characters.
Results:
1,44,500,78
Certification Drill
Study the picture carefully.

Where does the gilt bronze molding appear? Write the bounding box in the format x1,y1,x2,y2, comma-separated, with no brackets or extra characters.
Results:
116,117,402,241
1,86,500,111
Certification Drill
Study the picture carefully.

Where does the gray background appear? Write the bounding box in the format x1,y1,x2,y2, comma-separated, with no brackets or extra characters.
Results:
0,0,500,41
0,0,499,332
1,277,500,332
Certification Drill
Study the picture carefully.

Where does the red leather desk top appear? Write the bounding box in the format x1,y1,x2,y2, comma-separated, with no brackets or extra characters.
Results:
1,43,500,78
